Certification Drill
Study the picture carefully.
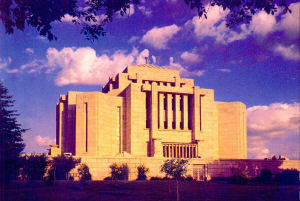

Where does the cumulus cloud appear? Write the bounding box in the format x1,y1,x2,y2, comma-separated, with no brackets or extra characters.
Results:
25,48,34,54
273,44,300,61
188,3,299,44
140,24,181,49
35,135,55,147
247,103,300,159
180,51,202,64
250,12,276,36
41,47,154,86
247,136,270,159
247,103,299,137
278,2,300,39
0,57,12,69
167,57,205,77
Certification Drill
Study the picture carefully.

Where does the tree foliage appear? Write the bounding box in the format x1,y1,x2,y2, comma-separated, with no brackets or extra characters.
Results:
78,163,92,182
161,159,189,180
0,82,26,184
20,154,48,181
137,164,149,180
109,163,129,180
185,0,291,28
47,155,80,180
0,0,290,41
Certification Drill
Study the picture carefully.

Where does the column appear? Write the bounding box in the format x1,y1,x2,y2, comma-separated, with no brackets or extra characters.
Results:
183,95,188,130
159,93,165,129
175,95,181,130
167,94,173,129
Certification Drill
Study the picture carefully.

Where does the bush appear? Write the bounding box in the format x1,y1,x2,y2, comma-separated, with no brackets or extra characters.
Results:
150,177,163,180
20,154,48,181
232,172,249,184
274,169,299,185
260,169,272,183
47,155,81,180
110,163,129,180
184,176,194,181
78,163,92,182
137,164,149,180
103,176,113,180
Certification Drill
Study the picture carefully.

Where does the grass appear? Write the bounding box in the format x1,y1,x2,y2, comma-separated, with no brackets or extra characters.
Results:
2,180,299,201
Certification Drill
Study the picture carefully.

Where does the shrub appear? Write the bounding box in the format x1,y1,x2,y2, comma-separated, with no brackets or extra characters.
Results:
260,169,272,183
20,154,48,181
78,163,92,182
48,155,81,180
232,172,249,184
184,175,194,181
274,169,299,185
150,176,163,180
110,163,129,180
137,164,149,180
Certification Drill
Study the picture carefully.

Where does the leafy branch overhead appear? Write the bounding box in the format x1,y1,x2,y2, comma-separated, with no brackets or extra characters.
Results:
0,0,290,41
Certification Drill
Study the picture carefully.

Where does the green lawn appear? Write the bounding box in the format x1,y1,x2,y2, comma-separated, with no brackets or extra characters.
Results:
2,180,299,201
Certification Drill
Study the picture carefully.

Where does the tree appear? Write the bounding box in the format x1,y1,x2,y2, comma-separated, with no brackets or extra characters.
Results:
161,159,189,201
47,155,80,180
20,154,48,181
0,0,290,41
0,82,26,184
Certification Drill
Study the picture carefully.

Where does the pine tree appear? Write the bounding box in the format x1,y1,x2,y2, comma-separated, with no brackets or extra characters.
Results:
0,82,26,184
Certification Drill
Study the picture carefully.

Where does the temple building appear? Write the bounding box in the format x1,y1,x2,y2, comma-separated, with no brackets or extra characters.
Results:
52,64,247,160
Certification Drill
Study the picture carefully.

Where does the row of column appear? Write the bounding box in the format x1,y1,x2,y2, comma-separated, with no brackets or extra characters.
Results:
158,93,189,130
163,144,197,158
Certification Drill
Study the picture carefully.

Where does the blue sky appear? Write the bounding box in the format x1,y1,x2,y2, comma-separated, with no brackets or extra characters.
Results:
0,0,299,159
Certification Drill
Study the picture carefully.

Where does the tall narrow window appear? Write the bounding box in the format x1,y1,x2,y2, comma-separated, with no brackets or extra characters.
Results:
200,95,203,131
146,92,151,128
85,103,88,152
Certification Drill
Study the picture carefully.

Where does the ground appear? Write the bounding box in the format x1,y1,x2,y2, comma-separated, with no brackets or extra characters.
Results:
2,180,299,201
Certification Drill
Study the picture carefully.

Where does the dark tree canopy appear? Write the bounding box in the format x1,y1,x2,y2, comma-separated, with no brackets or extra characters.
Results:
0,0,291,41
0,82,26,184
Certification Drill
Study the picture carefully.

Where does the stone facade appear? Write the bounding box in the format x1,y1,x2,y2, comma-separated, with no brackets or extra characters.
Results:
52,64,247,160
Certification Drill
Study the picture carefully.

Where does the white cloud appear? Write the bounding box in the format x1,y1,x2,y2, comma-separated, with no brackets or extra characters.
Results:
167,57,205,77
138,6,152,17
140,24,181,49
250,11,276,36
273,44,300,61
20,59,47,73
218,68,231,73
247,103,300,137
188,4,299,44
44,47,152,86
35,135,55,147
278,2,300,39
128,36,140,43
25,48,34,54
247,136,270,159
247,103,300,159
0,57,12,69
180,51,202,64
61,14,106,25
6,69,19,74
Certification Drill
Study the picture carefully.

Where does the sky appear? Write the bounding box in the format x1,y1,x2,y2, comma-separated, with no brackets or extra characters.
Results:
0,0,299,160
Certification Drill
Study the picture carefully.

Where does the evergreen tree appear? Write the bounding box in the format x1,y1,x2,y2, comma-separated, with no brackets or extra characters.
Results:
0,82,26,184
